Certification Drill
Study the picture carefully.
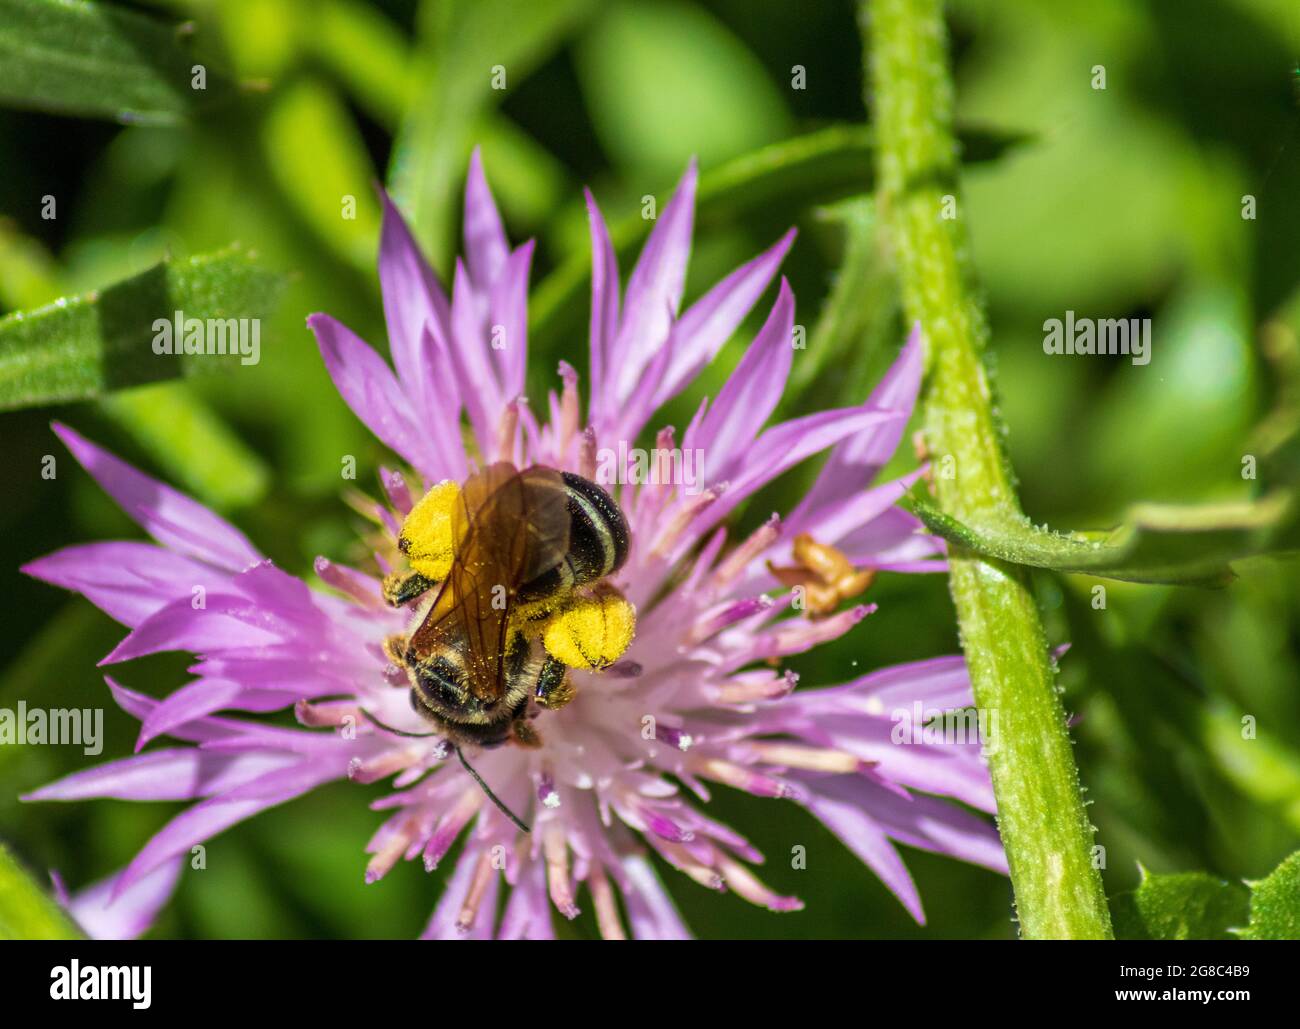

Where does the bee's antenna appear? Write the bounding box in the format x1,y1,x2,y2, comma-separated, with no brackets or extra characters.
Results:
455,745,532,834
357,710,530,833
358,708,440,738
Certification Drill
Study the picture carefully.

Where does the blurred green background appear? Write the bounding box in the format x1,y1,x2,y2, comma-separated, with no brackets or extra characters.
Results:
1,0,1299,939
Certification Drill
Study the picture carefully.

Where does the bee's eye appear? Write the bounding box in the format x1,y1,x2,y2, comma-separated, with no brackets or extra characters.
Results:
412,654,472,715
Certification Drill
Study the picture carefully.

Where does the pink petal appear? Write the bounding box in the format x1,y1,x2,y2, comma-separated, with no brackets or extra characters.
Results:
135,678,297,751
24,747,298,802
417,324,470,482
793,323,923,524
808,716,996,811
687,278,795,478
497,860,555,940
613,310,679,444
797,780,925,923
21,542,220,628
99,592,284,665
782,471,925,552
463,147,510,290
112,757,345,899
306,313,444,479
693,408,903,538
805,655,973,712
811,773,1006,874
448,258,502,446
52,424,261,573
377,189,452,420
870,321,925,407
187,656,362,696
63,857,184,940
834,505,944,566
873,557,948,573
585,188,621,425
488,240,533,400
621,854,692,940
109,679,351,755
610,160,698,405
653,229,796,412
107,679,234,744
421,846,501,940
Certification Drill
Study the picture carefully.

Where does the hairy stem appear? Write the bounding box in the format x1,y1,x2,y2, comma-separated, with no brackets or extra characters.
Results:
863,0,1113,938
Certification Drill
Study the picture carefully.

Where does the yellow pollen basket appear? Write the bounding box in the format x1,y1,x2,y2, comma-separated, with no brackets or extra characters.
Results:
398,479,461,581
541,582,636,671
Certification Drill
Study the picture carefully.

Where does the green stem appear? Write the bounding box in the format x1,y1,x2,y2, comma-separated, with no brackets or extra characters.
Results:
863,0,1112,939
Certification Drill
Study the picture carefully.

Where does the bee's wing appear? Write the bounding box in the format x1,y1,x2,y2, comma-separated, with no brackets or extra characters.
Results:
514,465,573,586
409,463,570,704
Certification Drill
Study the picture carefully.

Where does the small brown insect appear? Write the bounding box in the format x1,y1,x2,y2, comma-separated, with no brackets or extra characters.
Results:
767,533,875,619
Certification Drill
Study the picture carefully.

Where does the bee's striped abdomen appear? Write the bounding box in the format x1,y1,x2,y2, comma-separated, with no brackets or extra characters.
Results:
562,472,630,581
517,472,629,604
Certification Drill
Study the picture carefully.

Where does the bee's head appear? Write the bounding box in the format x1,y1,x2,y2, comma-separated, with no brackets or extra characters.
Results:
409,650,472,718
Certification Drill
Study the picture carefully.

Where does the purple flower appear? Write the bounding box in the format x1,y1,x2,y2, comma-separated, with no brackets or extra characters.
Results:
22,152,1004,939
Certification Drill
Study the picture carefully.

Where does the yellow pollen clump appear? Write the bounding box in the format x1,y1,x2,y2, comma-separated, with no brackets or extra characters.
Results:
542,582,636,670
399,480,462,582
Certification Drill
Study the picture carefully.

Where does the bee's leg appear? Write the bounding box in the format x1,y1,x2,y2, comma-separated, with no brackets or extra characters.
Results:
541,582,636,672
510,718,543,748
382,570,436,607
382,633,409,668
534,655,575,711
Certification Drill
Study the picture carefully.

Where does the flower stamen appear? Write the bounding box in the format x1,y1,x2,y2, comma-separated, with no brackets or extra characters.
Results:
455,848,499,934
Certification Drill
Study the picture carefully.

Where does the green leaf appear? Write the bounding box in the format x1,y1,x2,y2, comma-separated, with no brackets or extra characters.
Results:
910,491,1296,586
1202,705,1300,835
0,219,61,310
0,221,272,508
262,77,381,272
1251,289,1300,490
1112,868,1249,940
575,0,792,179
529,123,1025,347
0,0,231,125
309,0,415,129
1240,851,1300,940
100,383,270,511
0,247,286,411
0,843,79,940
953,0,1216,314
1083,281,1259,505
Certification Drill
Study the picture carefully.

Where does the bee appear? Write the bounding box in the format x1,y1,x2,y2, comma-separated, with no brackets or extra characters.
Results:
373,462,632,831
